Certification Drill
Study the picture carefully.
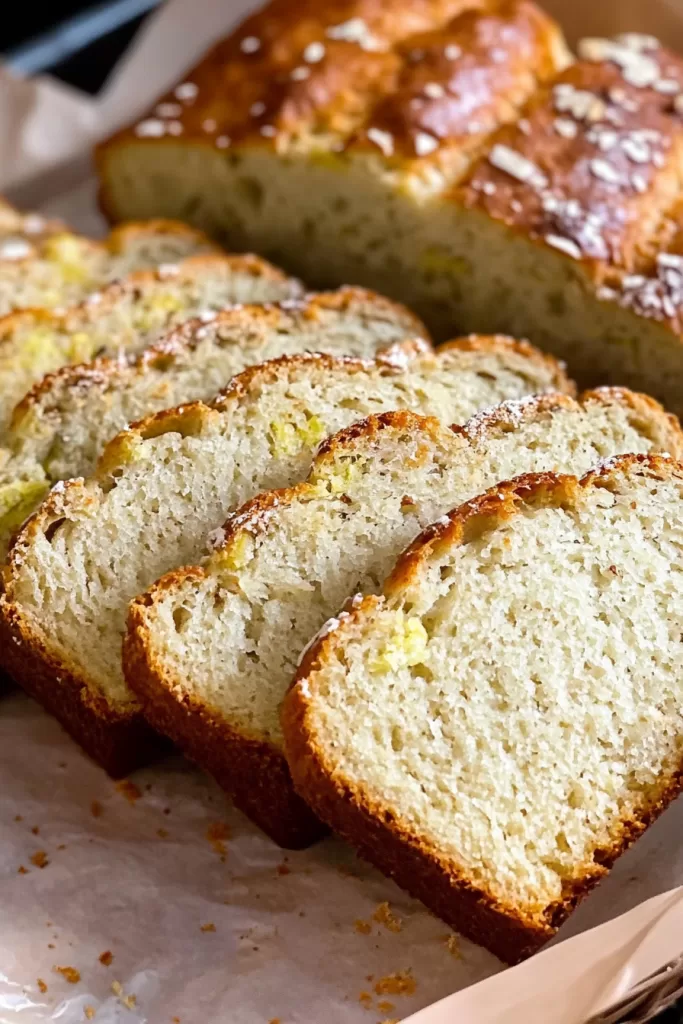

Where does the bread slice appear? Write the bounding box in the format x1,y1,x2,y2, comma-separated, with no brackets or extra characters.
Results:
97,0,683,417
0,253,300,430
0,288,430,557
281,454,683,962
123,390,683,847
0,198,67,252
0,217,221,315
0,337,569,776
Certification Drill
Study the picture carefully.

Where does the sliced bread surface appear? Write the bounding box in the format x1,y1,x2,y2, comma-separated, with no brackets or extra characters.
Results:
0,218,220,316
124,390,683,847
0,253,300,430
281,455,683,960
0,288,429,557
0,337,570,776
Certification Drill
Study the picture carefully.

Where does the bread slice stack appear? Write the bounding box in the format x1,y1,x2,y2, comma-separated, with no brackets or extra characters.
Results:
0,253,301,429
0,202,220,315
0,288,429,557
0,337,569,775
123,390,683,848
280,455,683,962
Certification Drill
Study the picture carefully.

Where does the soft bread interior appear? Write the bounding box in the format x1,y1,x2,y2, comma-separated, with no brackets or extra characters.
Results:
0,255,299,431
4,342,566,713
0,291,429,557
290,459,683,920
134,392,681,747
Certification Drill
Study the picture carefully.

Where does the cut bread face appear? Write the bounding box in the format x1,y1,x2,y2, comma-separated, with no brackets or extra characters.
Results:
124,390,683,848
0,217,220,316
97,0,683,417
0,337,570,777
0,288,429,558
281,455,683,962
0,253,300,430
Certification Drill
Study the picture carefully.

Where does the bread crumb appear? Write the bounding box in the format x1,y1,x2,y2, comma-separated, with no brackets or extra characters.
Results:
116,780,142,803
84,1007,95,1020
268,1019,281,1024
17,865,28,874
355,919,372,934
445,934,461,958
31,825,40,834
31,850,49,869
206,821,229,857
14,815,22,822
374,971,416,996
123,994,137,1010
90,800,103,817
200,922,216,932
276,862,290,876
171,1018,181,1023
359,991,373,1008
99,950,113,966
112,980,137,1009
37,978,47,994
377,1001,395,1013
373,902,402,933
54,966,81,984
157,828,169,839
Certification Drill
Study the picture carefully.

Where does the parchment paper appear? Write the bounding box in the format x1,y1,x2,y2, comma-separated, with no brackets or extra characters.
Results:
1,2,683,1022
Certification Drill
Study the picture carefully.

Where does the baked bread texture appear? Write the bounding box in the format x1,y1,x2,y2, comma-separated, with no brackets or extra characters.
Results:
0,288,430,558
98,2,683,414
281,454,683,961
0,253,300,430
0,198,67,252
0,337,569,776
0,210,221,315
124,390,683,848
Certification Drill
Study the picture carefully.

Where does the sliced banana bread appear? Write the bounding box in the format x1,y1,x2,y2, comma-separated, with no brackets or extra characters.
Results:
0,289,430,557
0,253,300,430
124,390,683,847
0,338,569,776
0,217,220,315
281,455,683,961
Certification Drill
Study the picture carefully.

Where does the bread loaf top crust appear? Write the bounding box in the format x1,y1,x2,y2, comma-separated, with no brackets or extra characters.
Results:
99,0,567,188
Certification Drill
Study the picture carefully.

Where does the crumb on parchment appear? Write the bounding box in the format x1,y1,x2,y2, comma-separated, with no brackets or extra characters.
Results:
31,851,49,869
99,950,113,966
276,862,290,876
206,822,229,857
374,971,416,997
116,780,142,804
31,825,40,835
200,922,216,932
157,828,169,839
84,1007,95,1020
17,865,28,874
54,966,80,984
355,919,372,934
377,1001,395,1013
373,902,402,933
359,991,373,1008
111,980,136,1010
445,934,461,958
37,979,47,994
90,800,104,818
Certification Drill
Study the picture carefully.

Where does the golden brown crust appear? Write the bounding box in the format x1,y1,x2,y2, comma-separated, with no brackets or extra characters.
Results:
456,43,683,329
124,592,326,848
123,390,679,850
283,454,683,963
104,218,222,256
97,0,565,201
8,285,430,430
